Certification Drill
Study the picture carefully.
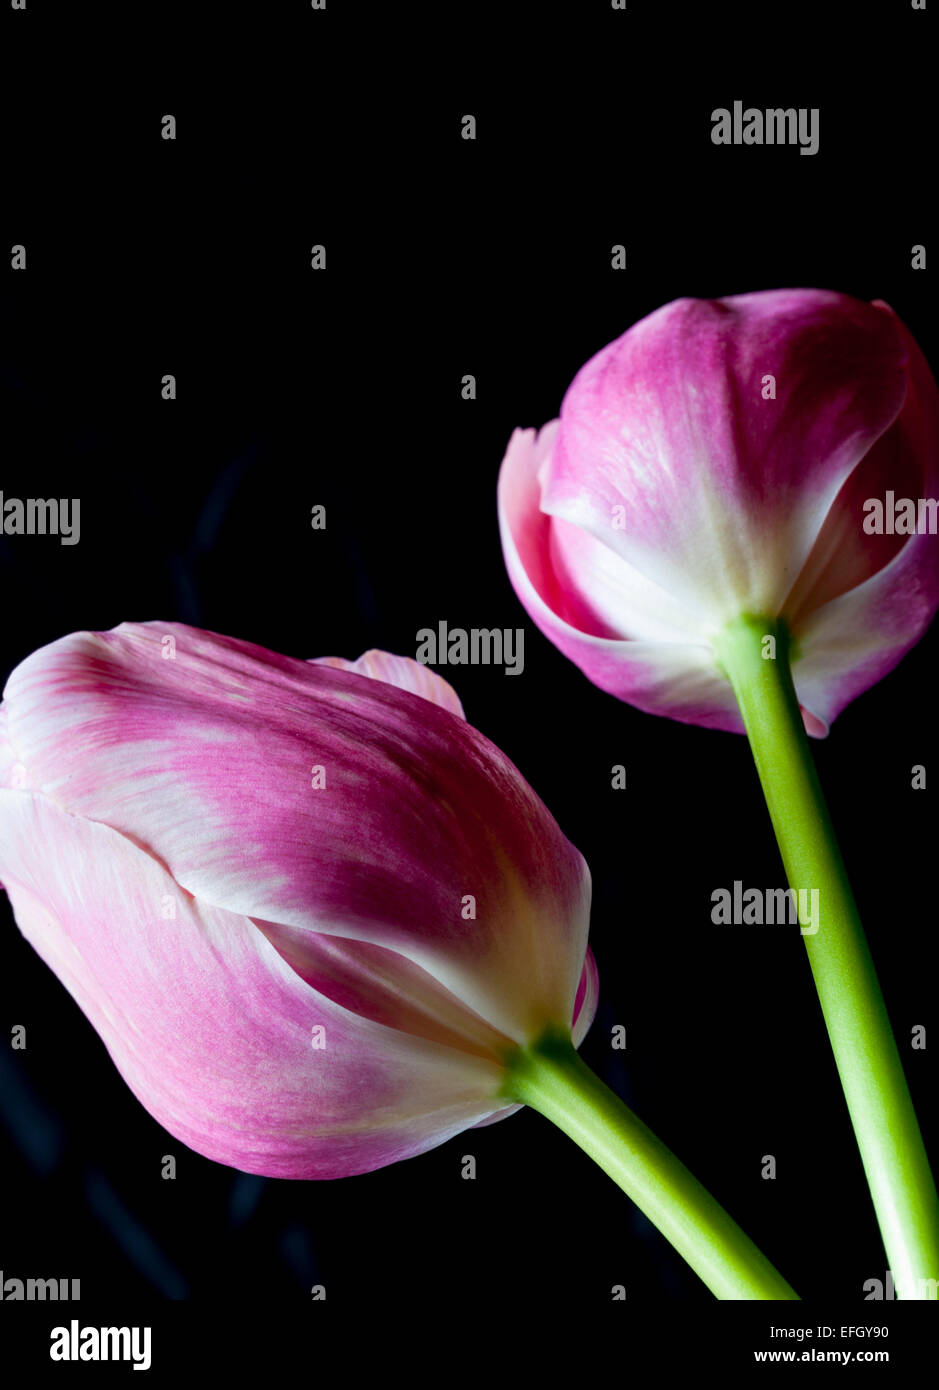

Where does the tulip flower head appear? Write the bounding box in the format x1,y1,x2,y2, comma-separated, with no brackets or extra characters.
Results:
499,290,939,735
0,625,596,1178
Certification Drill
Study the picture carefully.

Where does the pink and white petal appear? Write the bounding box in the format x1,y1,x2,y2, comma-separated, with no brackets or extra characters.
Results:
0,791,509,1179
572,946,600,1049
469,1104,522,1129
788,306,939,732
792,529,939,736
501,423,708,642
312,651,466,720
252,917,517,1059
548,513,713,643
784,304,939,624
780,420,919,626
499,430,743,731
2,623,591,1045
540,292,909,624
0,706,18,788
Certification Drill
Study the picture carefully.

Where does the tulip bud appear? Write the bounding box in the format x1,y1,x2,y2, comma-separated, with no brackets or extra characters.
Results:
499,290,939,735
0,624,596,1178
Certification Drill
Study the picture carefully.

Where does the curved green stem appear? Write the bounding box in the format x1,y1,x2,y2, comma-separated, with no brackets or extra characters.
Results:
714,613,939,1300
501,1026,798,1300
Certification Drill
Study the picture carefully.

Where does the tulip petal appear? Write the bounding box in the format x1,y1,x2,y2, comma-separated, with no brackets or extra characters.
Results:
312,651,466,719
0,790,514,1178
499,423,745,731
572,945,599,1048
252,916,516,1059
787,309,939,732
539,291,909,626
2,624,592,1044
0,707,17,788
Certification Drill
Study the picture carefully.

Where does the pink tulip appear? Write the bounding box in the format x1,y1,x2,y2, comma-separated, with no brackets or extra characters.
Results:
499,290,939,735
0,624,596,1178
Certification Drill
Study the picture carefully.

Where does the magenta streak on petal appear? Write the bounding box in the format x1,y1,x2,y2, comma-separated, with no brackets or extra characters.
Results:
572,945,599,1047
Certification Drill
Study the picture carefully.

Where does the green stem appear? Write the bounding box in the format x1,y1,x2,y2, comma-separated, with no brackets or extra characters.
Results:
501,1027,798,1300
714,612,939,1300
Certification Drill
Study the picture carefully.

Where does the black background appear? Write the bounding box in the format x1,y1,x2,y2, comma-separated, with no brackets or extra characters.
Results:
0,0,936,1371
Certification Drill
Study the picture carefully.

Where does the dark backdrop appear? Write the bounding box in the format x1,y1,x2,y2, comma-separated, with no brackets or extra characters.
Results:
0,0,936,1368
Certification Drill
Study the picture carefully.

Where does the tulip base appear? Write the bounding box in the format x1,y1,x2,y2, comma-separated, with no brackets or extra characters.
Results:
500,1026,798,1300
714,612,939,1301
